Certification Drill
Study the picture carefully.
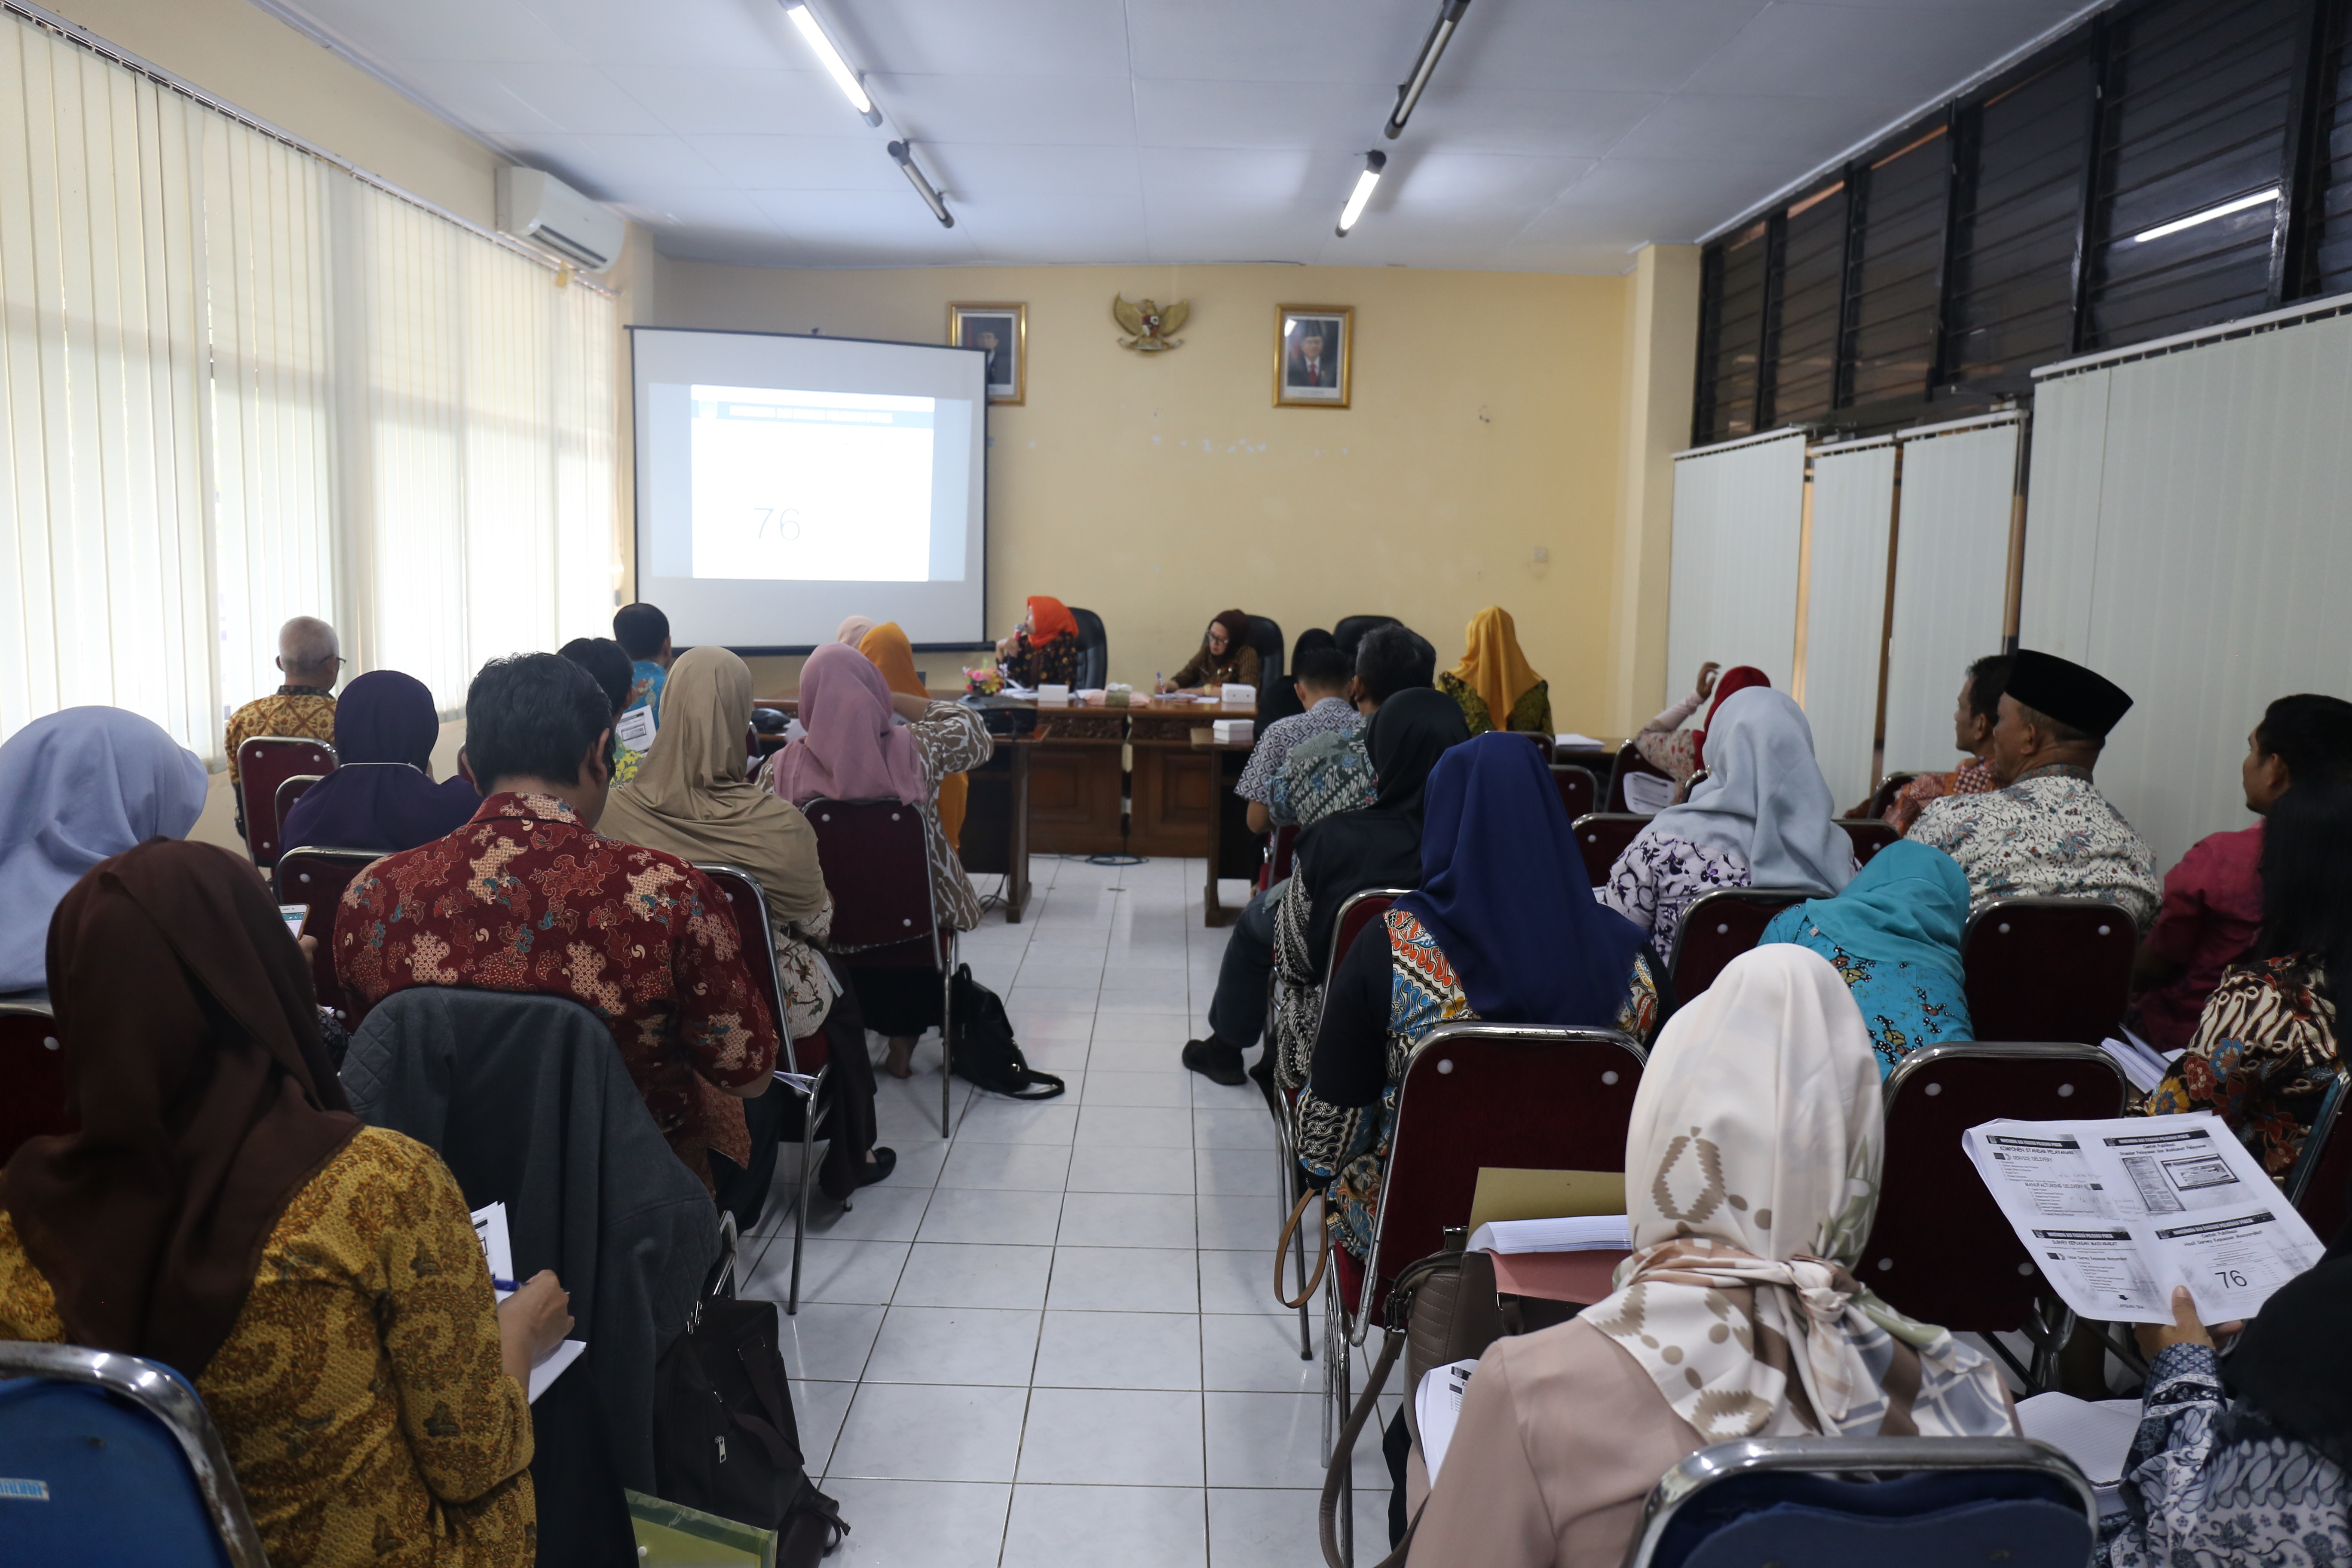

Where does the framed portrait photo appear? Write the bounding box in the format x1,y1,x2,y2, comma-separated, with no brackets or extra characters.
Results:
1274,305,1351,408
949,302,1026,405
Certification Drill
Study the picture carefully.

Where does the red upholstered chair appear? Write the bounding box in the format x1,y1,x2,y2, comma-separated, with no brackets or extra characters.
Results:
1259,821,1300,893
1866,772,1921,820
274,774,323,842
1550,764,1597,821
0,1000,70,1165
698,863,827,1314
1571,812,1647,888
2288,1071,2352,1243
1604,742,1672,814
236,737,335,868
1963,899,2135,1045
1836,817,1901,866
1326,1020,1647,1551
802,797,956,1138
1669,888,1813,999
273,846,381,1024
1860,1041,2125,1390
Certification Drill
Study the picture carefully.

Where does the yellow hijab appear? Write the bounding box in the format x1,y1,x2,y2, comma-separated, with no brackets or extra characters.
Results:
1452,606,1542,726
858,621,969,852
597,645,829,933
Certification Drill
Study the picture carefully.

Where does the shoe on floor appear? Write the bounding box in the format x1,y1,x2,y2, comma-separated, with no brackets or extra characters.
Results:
1247,1050,1274,1090
1182,1036,1248,1087
858,1147,897,1188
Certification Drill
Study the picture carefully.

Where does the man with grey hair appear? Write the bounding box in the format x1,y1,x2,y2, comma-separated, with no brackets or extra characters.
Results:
224,616,343,830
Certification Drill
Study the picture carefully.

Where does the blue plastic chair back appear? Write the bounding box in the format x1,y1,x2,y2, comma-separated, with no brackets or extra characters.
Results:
0,1346,264,1566
1659,1467,2092,1568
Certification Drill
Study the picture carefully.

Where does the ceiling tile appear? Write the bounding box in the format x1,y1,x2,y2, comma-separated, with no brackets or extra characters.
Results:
287,0,589,65
1676,2,2089,101
821,0,1135,77
1131,79,1399,152
603,66,850,137
680,134,909,192
392,61,668,137
1604,91,1921,162
535,0,802,70
496,134,731,195
1445,1,1770,93
1123,0,1436,85
866,71,1139,147
1394,84,1667,159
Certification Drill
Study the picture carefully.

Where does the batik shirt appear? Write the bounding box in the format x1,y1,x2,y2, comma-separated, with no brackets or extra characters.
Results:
332,792,776,1180
1297,908,1660,1259
2100,1342,2351,1568
1267,727,1375,829
224,685,337,786
2139,957,2340,1182
999,635,1079,690
1883,756,1997,834
1632,690,1706,785
1236,696,1360,805
1761,906,1973,1076
1908,763,2163,929
1598,830,1754,961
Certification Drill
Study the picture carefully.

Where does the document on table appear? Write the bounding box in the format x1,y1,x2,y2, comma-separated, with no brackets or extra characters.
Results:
471,1201,588,1403
1963,1112,2324,1323
1415,1359,1481,1484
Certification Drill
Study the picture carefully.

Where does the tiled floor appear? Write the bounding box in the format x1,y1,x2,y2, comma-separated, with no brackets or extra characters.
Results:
735,854,1397,1567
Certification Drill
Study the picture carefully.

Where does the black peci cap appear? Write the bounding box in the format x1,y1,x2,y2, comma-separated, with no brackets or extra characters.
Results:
2006,649,2133,738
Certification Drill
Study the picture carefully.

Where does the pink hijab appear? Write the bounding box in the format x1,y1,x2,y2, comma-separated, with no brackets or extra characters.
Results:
771,643,928,807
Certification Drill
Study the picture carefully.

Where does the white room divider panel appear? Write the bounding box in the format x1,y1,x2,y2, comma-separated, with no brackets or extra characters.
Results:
1801,437,1896,808
1667,429,1808,704
1880,413,2022,780
2022,300,2352,867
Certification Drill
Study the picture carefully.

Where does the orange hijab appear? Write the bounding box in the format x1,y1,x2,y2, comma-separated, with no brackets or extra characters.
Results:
1452,606,1542,727
859,621,968,851
1026,596,1078,646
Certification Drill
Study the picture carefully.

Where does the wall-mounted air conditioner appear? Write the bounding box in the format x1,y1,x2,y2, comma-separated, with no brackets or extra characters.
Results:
496,166,624,272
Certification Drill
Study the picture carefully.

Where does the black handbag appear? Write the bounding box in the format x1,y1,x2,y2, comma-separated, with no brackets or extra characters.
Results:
948,964,1066,1099
654,1234,847,1565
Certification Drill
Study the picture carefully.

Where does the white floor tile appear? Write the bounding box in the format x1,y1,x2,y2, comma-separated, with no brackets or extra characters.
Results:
894,1242,1056,1309
862,1305,1042,1387
1207,1485,1392,1568
1057,1191,1197,1250
1079,1069,1194,1107
790,1378,857,1473
1200,1312,1320,1393
1198,1248,1292,1316
1017,1388,1204,1485
1204,1391,1388,1488
1073,1103,1196,1148
1197,1192,1282,1251
793,1184,934,1243
750,1238,907,1305
916,1186,1064,1246
1065,1143,1195,1195
1044,1246,1201,1313
868,1138,952,1188
773,1302,885,1382
822,1479,1011,1568
1000,1484,1208,1568
1085,1037,1189,1071
1033,1309,1201,1390
937,1141,1073,1191
1197,1146,1285,1197
957,1098,1080,1145
830,1381,1031,1482
1194,1106,1278,1149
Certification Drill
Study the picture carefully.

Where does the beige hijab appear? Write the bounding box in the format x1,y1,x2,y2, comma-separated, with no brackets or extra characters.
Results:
599,645,828,933
1584,944,2013,1442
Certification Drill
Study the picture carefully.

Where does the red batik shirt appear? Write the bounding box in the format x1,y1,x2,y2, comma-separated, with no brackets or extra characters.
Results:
333,791,777,1183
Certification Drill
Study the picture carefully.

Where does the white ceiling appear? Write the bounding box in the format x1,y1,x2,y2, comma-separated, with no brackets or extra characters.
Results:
261,0,2093,273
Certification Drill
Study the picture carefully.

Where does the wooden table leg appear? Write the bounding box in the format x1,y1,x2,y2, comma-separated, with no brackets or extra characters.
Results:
1004,744,1032,922
1203,749,1237,928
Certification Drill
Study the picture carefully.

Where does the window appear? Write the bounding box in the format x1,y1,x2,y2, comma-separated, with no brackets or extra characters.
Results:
1845,129,1951,410
1767,181,1848,426
1694,220,1769,444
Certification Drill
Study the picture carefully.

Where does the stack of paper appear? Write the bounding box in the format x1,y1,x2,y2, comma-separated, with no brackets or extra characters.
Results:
1623,772,1675,815
1219,683,1257,707
2016,1392,2144,1515
1213,718,1254,745
1467,1216,1632,1253
2100,1029,2180,1095
1469,1215,1634,1305
1556,733,1605,750
1415,1359,1482,1485
1035,684,1071,706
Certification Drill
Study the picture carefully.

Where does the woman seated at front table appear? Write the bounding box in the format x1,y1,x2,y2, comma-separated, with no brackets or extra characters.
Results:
0,706,206,998
765,643,993,1080
0,839,571,1566
598,645,892,1206
993,594,1082,688
1436,606,1553,736
1403,945,2017,1568
1599,685,1854,960
1297,730,1665,1259
1157,609,1259,693
2138,778,2352,1185
1761,839,1975,1075
280,669,481,853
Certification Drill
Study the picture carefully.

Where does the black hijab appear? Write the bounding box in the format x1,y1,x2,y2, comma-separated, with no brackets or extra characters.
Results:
2224,1175,2352,1468
1292,688,1470,962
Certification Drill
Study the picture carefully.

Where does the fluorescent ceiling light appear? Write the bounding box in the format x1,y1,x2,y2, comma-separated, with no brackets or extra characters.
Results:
784,3,882,126
1387,0,1472,140
1335,152,1387,237
2133,188,2278,244
889,141,953,228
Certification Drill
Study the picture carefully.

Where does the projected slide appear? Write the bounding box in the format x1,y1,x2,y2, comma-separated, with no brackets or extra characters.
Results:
690,385,936,582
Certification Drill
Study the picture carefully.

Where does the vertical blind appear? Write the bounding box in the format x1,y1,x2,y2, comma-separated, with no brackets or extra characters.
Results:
1800,439,1897,808
0,8,618,761
1666,430,1809,703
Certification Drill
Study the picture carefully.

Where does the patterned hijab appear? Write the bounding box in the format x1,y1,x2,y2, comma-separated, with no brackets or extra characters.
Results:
1645,687,1853,896
769,643,927,807
1450,606,1542,729
1779,840,1970,986
1586,945,2013,1442
0,707,208,992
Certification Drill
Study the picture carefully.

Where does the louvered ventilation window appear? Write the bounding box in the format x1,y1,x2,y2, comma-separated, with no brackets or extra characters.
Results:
1845,128,1951,410
1945,47,2095,392
2084,0,2303,348
2307,2,2352,294
1695,220,1769,444
1766,181,1847,426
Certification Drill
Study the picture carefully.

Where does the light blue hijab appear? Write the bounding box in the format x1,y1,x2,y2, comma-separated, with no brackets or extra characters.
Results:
0,707,208,991
1778,839,1970,983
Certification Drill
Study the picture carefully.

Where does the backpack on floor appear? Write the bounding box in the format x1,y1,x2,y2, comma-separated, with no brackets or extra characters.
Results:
948,963,1066,1099
654,1236,847,1566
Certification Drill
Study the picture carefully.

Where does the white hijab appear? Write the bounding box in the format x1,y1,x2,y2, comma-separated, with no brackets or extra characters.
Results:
1644,686,1853,894
1585,945,2014,1441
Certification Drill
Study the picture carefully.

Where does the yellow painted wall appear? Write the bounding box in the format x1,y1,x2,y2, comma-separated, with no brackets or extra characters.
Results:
645,259,1635,732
